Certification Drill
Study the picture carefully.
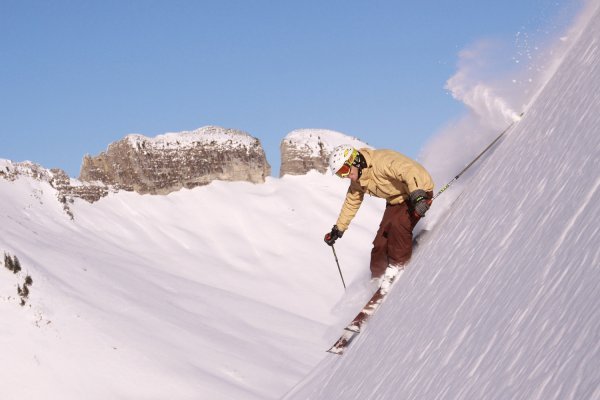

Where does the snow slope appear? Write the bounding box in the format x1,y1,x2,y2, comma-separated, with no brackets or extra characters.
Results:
2,4,599,400
285,3,600,400
0,170,386,399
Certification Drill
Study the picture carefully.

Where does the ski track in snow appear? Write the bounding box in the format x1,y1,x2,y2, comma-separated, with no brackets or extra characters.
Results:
551,176,599,256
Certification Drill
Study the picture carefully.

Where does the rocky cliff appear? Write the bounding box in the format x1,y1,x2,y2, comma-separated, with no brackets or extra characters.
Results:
80,126,271,195
2,126,368,213
0,160,111,218
279,129,371,177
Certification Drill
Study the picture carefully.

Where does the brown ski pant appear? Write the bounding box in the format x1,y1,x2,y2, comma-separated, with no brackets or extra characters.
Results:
370,202,420,278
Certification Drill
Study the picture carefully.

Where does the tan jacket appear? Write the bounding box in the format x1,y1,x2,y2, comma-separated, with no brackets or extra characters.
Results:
335,148,434,231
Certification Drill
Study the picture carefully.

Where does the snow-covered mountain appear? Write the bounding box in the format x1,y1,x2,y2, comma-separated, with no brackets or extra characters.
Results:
285,3,600,399
0,159,111,218
1,3,599,400
279,129,371,177
80,126,272,195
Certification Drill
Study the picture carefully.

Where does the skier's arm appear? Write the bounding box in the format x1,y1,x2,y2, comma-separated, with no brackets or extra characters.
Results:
335,184,365,231
388,159,434,217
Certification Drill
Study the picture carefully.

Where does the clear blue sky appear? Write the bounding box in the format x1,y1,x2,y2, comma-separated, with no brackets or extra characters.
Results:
0,0,580,177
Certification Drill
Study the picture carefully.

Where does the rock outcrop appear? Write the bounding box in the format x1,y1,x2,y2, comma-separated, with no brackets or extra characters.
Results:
2,126,371,213
0,160,111,218
48,168,109,204
80,126,271,195
279,129,371,177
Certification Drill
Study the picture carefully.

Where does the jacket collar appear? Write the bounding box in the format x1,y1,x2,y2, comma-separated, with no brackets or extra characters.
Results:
359,148,374,167
357,148,374,187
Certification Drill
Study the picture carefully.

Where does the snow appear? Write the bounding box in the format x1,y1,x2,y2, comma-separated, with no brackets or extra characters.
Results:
125,125,260,150
1,3,599,400
0,170,385,399
283,129,372,157
285,3,600,399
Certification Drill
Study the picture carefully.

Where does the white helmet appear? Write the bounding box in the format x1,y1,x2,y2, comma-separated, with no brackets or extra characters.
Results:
329,145,358,175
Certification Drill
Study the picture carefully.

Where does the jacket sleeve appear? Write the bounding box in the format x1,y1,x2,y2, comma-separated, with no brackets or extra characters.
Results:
335,183,365,231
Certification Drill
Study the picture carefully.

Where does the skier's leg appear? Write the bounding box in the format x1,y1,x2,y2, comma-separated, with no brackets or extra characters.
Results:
386,203,415,267
370,206,394,278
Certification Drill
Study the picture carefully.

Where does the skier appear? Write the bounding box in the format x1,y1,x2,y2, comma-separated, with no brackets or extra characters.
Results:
324,145,434,279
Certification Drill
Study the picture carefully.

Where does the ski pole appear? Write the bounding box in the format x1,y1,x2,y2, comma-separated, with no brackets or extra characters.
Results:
331,244,347,290
433,113,523,200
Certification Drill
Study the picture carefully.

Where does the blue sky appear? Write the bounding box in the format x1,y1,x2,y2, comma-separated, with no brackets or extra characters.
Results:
0,1,581,177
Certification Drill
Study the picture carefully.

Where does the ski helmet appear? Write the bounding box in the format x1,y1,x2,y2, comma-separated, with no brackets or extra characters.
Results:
329,145,358,177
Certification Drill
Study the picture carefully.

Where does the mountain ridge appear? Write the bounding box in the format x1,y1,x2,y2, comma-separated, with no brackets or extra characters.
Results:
2,126,369,201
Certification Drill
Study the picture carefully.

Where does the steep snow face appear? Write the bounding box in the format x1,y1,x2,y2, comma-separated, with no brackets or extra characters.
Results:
285,4,600,400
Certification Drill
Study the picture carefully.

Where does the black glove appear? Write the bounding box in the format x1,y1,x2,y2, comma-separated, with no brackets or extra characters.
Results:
409,189,432,218
324,225,344,246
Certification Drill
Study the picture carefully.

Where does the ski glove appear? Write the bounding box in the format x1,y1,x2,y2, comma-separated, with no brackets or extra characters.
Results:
324,225,344,246
409,189,432,218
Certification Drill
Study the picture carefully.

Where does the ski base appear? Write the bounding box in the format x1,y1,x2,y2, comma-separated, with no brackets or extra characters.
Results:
327,265,403,355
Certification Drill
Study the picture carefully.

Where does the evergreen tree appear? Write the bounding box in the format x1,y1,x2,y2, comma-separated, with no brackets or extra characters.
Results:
21,284,29,298
4,253,14,272
12,255,21,273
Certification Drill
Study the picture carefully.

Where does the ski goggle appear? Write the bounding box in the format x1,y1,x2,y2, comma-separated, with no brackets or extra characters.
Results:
335,149,358,177
335,163,352,177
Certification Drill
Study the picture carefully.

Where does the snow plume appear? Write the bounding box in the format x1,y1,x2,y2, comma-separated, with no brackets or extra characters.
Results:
419,42,525,229
522,0,600,106
418,39,531,230
419,0,594,230
418,114,503,230
446,40,523,128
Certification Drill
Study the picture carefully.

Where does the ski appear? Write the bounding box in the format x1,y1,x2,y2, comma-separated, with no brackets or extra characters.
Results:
327,265,403,355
